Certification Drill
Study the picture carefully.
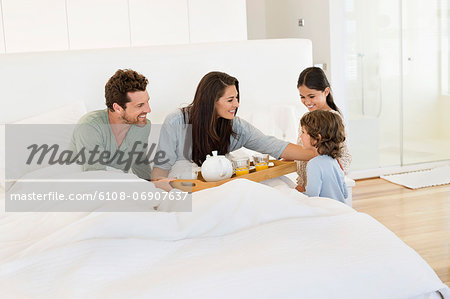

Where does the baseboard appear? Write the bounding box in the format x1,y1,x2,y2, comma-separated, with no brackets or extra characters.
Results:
349,160,450,180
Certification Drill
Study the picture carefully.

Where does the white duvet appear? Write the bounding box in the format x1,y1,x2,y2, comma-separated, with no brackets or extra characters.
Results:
0,172,448,298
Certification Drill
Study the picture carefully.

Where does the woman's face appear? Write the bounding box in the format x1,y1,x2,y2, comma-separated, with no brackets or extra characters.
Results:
215,85,239,119
298,85,331,111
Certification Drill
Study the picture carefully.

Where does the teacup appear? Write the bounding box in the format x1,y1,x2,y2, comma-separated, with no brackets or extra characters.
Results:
253,154,269,171
232,158,250,176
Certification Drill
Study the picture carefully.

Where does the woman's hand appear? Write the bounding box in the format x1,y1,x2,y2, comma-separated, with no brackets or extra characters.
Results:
280,143,317,161
153,177,175,192
151,167,170,180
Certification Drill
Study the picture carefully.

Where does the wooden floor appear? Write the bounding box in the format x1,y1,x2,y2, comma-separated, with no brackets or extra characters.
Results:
352,178,450,287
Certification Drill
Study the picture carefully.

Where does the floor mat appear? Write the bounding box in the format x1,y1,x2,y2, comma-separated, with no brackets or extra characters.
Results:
381,165,450,189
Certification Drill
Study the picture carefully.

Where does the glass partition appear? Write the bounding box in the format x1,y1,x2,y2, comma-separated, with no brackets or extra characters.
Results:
345,0,450,171
402,0,450,164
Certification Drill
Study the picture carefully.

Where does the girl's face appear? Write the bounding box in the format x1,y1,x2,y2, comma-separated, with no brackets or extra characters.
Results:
300,126,315,150
215,85,239,120
298,85,331,111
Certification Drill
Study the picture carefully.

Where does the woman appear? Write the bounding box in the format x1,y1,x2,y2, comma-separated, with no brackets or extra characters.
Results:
295,67,352,192
151,71,316,181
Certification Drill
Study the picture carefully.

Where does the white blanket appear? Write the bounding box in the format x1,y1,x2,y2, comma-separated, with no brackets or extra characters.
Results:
0,174,448,298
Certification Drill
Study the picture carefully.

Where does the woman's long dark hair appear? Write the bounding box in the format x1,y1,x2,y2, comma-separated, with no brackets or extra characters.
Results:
181,71,239,166
297,67,341,114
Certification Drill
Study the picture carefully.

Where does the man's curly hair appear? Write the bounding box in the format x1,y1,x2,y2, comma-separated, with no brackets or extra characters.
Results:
300,110,345,159
105,69,148,111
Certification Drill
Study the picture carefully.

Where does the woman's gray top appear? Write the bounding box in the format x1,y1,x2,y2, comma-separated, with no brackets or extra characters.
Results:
155,109,289,170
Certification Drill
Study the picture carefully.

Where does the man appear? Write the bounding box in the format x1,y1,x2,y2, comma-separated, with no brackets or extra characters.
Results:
70,69,152,180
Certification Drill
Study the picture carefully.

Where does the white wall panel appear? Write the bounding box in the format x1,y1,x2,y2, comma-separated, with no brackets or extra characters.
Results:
129,0,189,46
0,3,5,53
67,0,130,50
188,0,247,43
2,0,68,53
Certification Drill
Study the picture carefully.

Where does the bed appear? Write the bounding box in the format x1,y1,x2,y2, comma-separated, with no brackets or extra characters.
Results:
0,176,449,298
0,39,448,298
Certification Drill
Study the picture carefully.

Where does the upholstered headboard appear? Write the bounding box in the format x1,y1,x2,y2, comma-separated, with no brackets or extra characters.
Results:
0,38,313,188
0,39,312,126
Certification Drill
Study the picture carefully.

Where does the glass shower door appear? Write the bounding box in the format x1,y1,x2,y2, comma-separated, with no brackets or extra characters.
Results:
345,0,402,171
402,0,450,164
345,0,450,172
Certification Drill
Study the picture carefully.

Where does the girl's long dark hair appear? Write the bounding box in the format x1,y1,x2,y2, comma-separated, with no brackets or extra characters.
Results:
297,67,341,114
182,71,239,166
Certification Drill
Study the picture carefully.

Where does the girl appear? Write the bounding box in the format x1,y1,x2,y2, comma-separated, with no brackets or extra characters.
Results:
300,110,348,203
296,67,351,192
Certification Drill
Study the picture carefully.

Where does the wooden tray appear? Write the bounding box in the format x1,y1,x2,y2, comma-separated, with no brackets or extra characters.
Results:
170,160,296,192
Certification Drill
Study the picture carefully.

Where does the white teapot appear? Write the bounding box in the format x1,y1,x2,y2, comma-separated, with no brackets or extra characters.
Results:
201,151,233,182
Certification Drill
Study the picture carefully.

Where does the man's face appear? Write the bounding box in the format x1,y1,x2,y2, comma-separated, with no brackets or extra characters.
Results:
120,90,151,126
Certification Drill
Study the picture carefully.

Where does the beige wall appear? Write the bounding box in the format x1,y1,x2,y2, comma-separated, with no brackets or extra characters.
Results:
246,0,266,39
246,0,348,119
264,0,331,73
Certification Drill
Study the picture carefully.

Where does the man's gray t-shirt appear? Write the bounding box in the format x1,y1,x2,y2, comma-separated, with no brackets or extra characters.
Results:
156,110,289,170
70,109,152,180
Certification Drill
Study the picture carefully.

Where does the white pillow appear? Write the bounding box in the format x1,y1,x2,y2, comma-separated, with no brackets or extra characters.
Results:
13,101,87,124
242,104,306,143
5,164,83,191
1,102,87,189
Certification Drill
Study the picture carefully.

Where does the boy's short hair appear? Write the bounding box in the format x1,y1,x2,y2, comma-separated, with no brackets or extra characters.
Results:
300,110,345,159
